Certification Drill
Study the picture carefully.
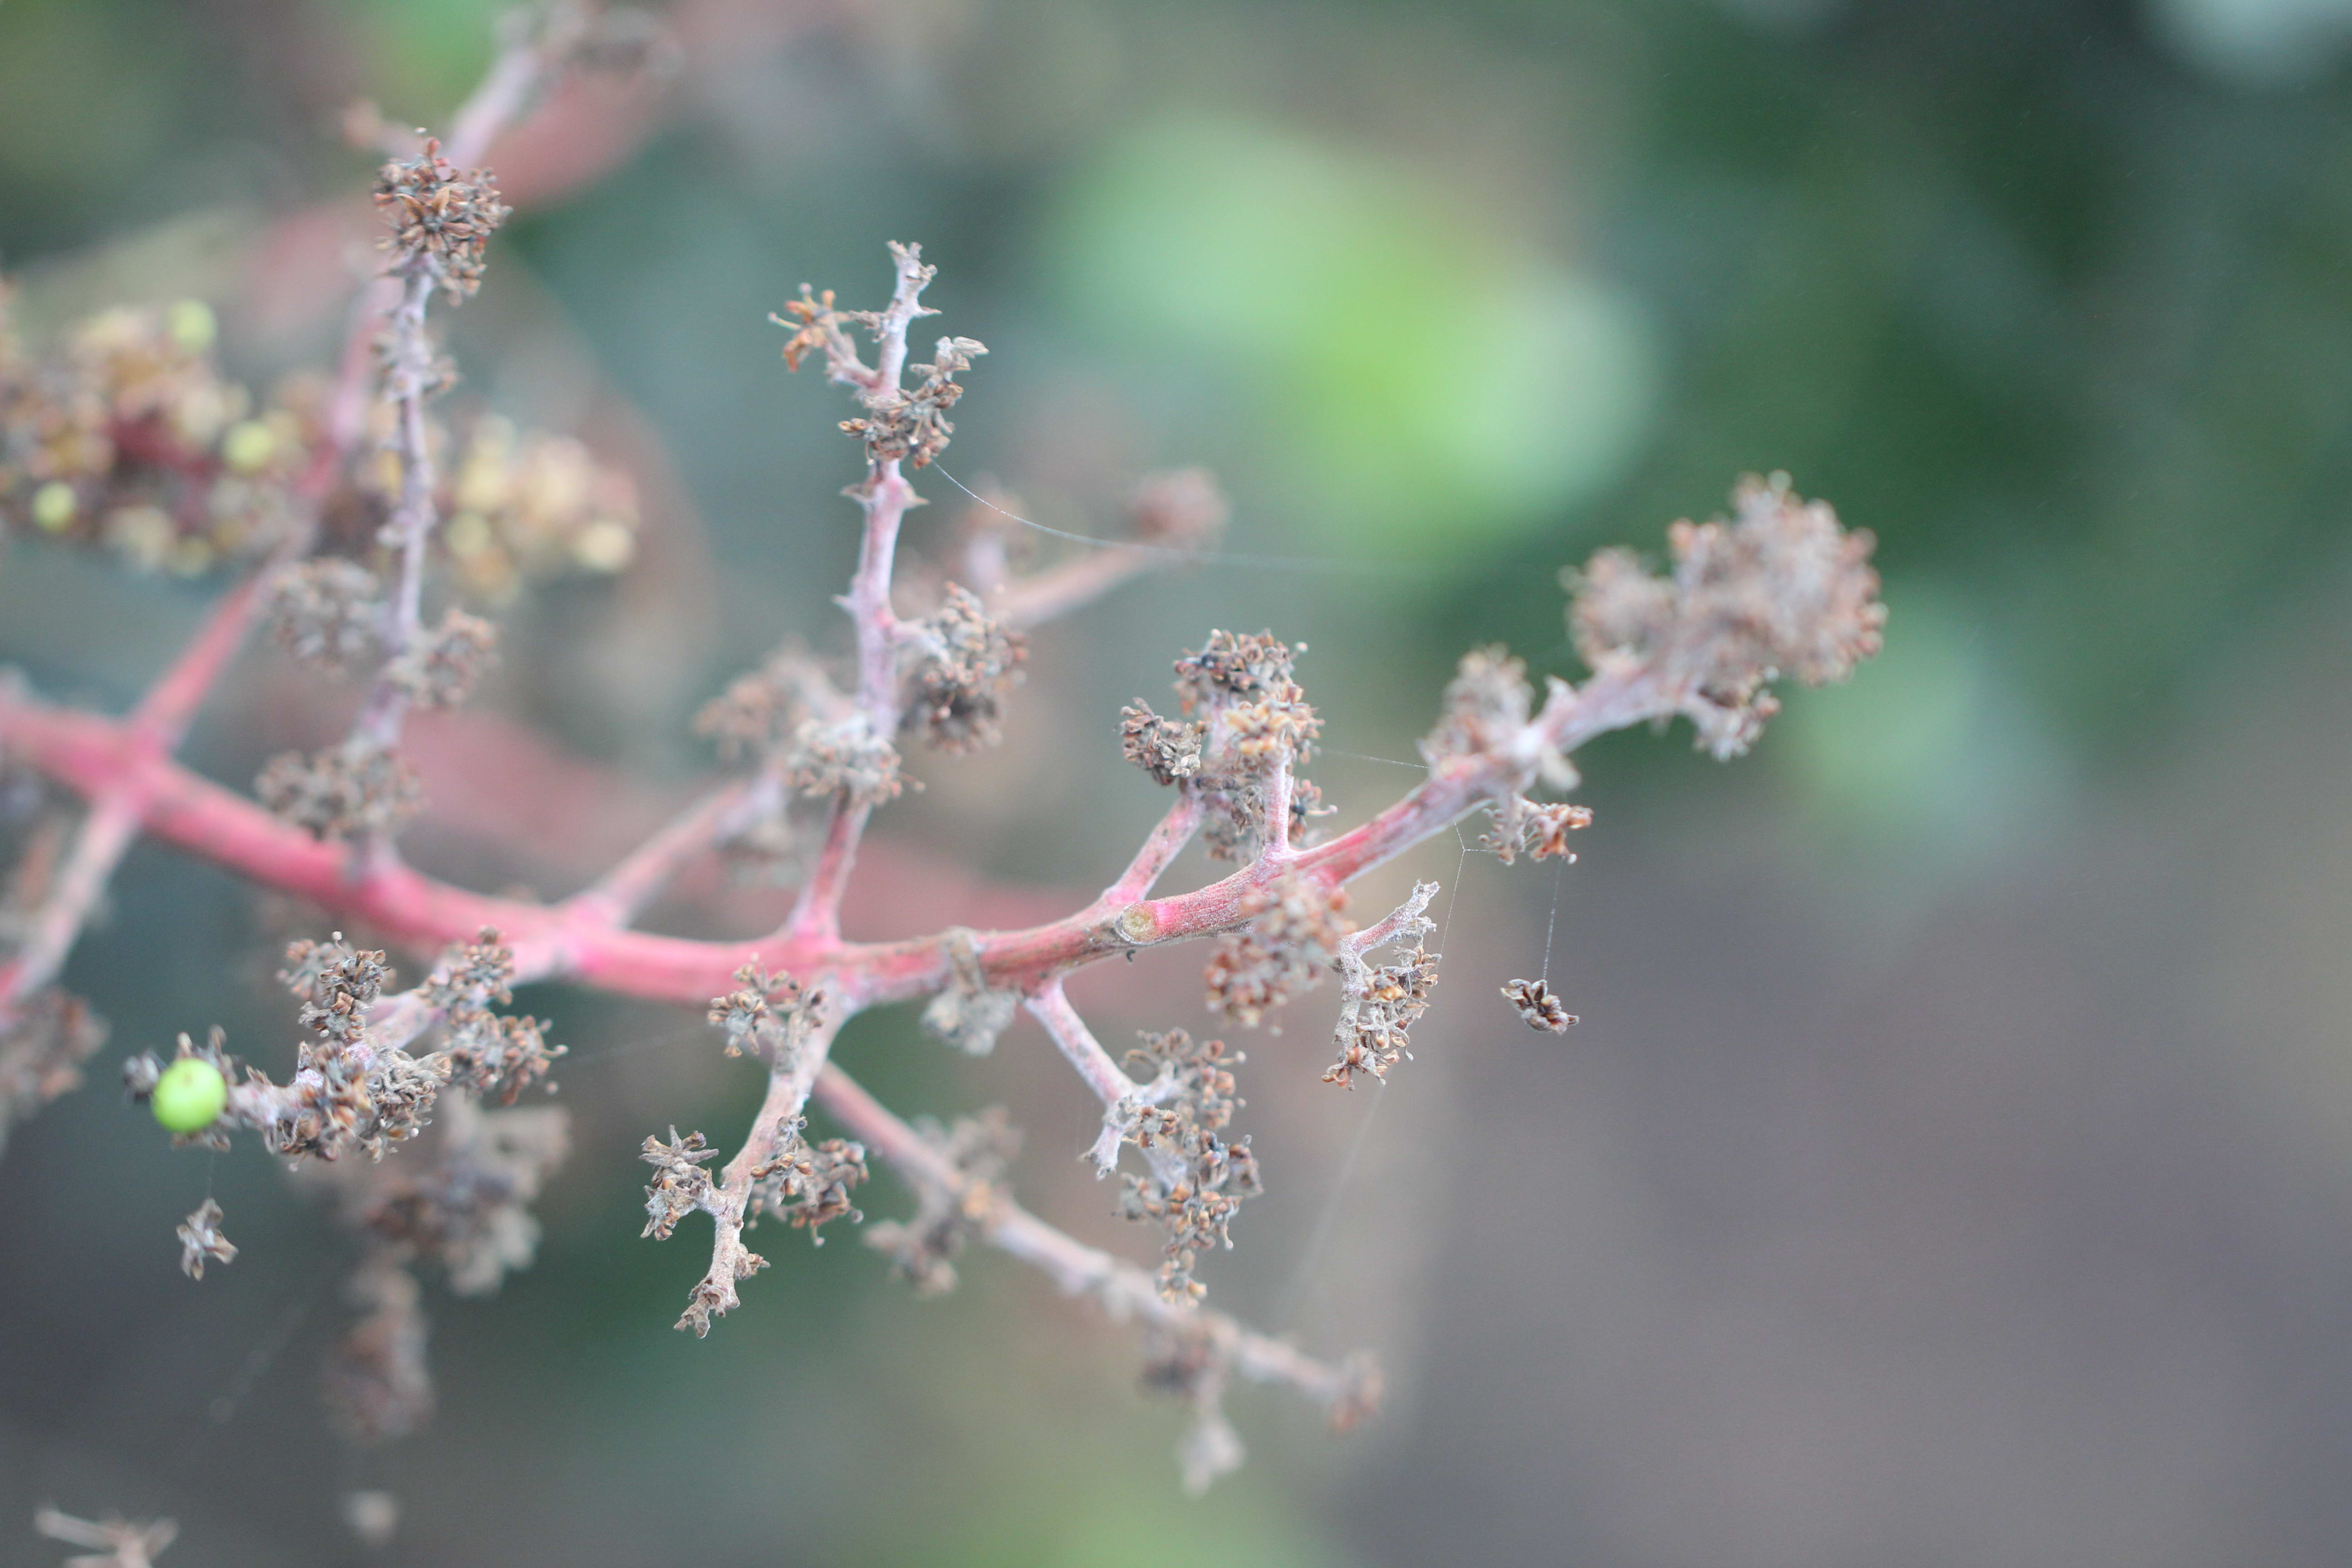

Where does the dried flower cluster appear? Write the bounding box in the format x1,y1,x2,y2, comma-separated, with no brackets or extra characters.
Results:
1325,882,1442,1088
1115,1029,1262,1302
907,584,1026,752
1203,875,1351,1026
865,1108,1018,1296
707,962,826,1066
1570,470,1887,758
1124,629,1326,859
0,30,1889,1528
640,1125,719,1241
747,1121,869,1243
373,139,512,300
1502,977,1578,1033
0,987,105,1156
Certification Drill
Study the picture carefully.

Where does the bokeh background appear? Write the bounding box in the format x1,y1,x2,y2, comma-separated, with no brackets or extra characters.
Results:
6,0,2352,1563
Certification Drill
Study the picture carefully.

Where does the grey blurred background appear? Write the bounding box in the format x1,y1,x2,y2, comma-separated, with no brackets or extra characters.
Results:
6,0,2352,1563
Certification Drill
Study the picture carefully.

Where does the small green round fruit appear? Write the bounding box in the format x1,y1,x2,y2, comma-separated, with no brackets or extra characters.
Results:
31,481,76,532
220,419,275,475
152,1057,228,1134
167,298,216,353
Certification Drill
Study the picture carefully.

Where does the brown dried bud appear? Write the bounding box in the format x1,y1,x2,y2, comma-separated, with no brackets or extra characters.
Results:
1120,701,1203,786
640,1126,718,1241
907,584,1025,752
1502,978,1577,1033
1569,473,1885,758
256,739,422,840
373,139,511,300
176,1197,236,1280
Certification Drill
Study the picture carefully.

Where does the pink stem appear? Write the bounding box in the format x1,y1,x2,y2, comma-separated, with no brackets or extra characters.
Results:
0,667,1655,1015
563,779,752,927
0,566,278,1026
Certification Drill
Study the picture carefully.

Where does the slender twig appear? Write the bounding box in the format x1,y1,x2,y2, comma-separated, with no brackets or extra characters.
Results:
562,779,755,927
990,545,1166,631
1025,977,1162,1171
684,1016,840,1332
783,245,936,943
813,1062,1366,1415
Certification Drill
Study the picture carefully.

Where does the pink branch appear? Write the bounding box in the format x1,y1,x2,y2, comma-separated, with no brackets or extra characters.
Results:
1098,792,1205,906
1025,978,1154,1171
0,665,1658,1018
0,566,279,1028
562,779,752,927
991,545,1160,631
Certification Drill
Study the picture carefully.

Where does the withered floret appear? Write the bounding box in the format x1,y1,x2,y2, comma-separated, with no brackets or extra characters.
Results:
866,1107,1018,1296
1116,1028,1261,1302
1502,977,1577,1033
907,584,1025,752
1204,876,1351,1027
1569,472,1885,758
372,139,511,301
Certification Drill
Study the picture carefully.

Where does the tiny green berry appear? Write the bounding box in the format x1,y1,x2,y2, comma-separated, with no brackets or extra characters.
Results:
31,480,76,532
221,418,275,475
166,297,216,353
152,1057,228,1134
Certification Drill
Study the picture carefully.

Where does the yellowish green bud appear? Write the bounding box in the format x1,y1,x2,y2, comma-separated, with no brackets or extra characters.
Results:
221,419,275,475
31,481,77,532
167,299,217,354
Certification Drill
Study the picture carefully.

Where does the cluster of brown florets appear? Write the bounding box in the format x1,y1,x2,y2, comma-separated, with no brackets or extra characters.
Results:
255,735,423,841
1325,883,1442,1089
842,335,987,470
1116,1029,1263,1303
1202,875,1351,1027
784,715,906,807
906,584,1026,752
1482,798,1593,866
640,1125,719,1241
1119,701,1204,785
706,963,826,1066
865,1107,1019,1296
278,937,435,1159
353,1093,568,1297
1570,470,1887,758
1121,630,1327,858
0,987,106,1158
373,139,512,301
323,1255,435,1444
421,929,565,1101
0,288,317,573
746,1118,869,1243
